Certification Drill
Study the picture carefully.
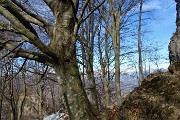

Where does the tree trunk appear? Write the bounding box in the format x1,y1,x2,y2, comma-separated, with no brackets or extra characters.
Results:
54,53,97,120
113,12,122,105
0,66,3,120
101,65,110,108
41,1,99,119
86,64,99,107
138,0,143,85
17,68,26,120
81,10,99,107
98,29,110,108
38,85,44,120
108,0,122,105
50,87,56,113
0,90,3,120
114,50,121,105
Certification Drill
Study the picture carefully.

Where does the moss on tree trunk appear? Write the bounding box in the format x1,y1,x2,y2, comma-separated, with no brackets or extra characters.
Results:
54,53,98,119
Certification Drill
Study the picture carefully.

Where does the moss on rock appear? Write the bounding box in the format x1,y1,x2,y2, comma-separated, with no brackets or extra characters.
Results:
118,72,180,120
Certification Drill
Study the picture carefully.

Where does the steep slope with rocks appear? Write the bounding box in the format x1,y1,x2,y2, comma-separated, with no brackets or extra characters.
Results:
118,64,180,119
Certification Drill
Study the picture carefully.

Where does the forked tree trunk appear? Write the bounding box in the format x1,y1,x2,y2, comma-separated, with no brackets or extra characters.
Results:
108,0,122,105
98,29,110,108
46,1,99,119
101,64,110,108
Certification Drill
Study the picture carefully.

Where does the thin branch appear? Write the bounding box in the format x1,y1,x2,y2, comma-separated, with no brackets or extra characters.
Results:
79,0,106,25
1,0,38,35
0,39,53,66
0,40,25,61
8,58,27,81
11,0,50,26
0,5,55,57
25,65,49,86
0,20,19,33
78,0,90,20
11,0,53,34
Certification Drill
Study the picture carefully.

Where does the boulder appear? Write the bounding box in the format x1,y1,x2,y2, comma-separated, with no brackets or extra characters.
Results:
118,72,180,120
169,0,180,63
168,61,180,74
142,72,170,84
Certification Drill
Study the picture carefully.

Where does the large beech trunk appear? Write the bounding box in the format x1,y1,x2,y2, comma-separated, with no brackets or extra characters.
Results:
46,1,98,119
54,53,97,120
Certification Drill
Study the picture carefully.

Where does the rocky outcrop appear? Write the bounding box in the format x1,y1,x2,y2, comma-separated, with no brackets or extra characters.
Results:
117,62,180,120
168,30,180,64
169,0,180,63
168,61,180,74
142,72,171,84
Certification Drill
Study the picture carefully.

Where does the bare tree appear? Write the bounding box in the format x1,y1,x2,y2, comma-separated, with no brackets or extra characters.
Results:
100,0,139,105
138,0,143,85
17,67,27,120
78,2,100,107
97,26,111,108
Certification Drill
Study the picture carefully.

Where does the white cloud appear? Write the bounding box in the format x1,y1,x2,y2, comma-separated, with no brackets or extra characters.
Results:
143,0,161,11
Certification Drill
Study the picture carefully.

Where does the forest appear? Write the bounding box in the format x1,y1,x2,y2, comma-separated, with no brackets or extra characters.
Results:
0,0,179,120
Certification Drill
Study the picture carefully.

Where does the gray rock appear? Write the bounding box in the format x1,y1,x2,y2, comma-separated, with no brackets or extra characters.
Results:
169,0,180,64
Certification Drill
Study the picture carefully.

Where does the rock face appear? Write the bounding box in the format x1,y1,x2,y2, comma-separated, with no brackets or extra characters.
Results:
168,61,180,74
169,32,180,63
118,62,180,120
169,0,180,63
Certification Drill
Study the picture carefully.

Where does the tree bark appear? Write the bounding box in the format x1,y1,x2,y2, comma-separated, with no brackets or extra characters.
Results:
17,70,26,120
45,1,98,119
113,12,122,105
138,0,143,85
0,65,3,120
55,54,97,120
98,28,111,108
38,84,44,120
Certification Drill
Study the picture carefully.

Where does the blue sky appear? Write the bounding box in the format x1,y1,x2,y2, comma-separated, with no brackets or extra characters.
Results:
145,0,176,68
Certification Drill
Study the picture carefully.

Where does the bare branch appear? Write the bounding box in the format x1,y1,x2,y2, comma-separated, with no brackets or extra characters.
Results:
0,5,55,57
11,0,53,34
1,0,38,35
0,20,19,33
78,0,90,20
13,50,53,67
79,0,106,25
0,39,53,66
25,65,49,86
11,0,50,26
0,39,24,60
9,58,27,81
